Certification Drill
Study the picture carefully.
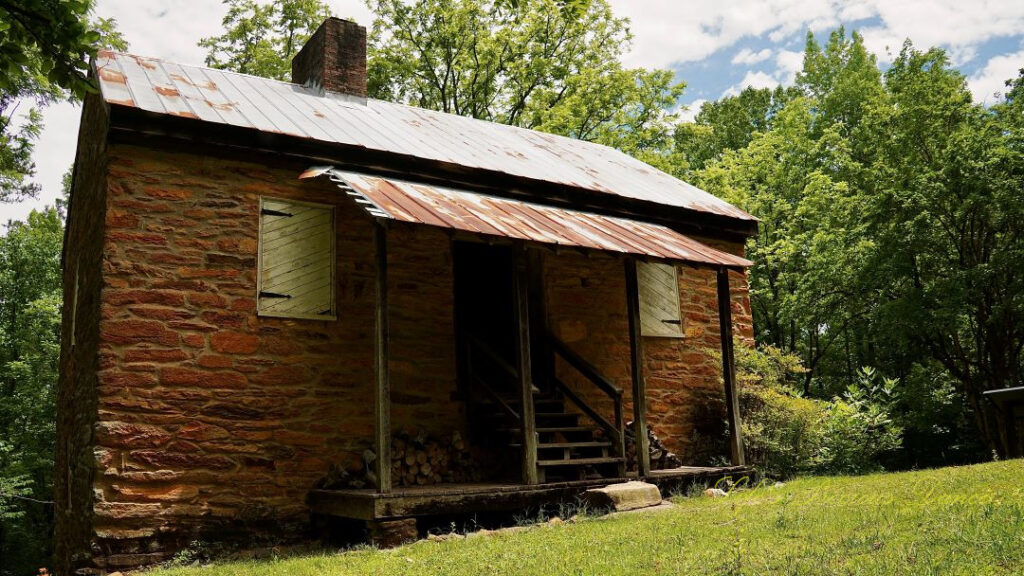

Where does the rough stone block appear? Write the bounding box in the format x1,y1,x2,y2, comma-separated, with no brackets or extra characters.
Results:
367,518,418,548
583,481,662,512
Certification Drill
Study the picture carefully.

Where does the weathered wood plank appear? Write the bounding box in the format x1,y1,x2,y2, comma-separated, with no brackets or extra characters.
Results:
625,258,651,477
717,267,745,466
375,221,392,493
514,245,538,485
636,261,683,338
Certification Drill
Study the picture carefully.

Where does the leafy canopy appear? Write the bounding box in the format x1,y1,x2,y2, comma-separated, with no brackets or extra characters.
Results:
199,0,333,81
0,1,125,201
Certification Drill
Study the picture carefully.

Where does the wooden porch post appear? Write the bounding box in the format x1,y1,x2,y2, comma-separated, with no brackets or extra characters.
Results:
514,245,539,484
374,221,392,493
526,248,551,392
716,267,745,466
624,258,651,477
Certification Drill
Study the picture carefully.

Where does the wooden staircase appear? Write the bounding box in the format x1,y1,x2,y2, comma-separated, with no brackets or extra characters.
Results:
497,393,623,481
466,334,627,483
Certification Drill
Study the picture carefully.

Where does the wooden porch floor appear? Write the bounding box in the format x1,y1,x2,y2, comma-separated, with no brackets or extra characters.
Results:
308,465,751,521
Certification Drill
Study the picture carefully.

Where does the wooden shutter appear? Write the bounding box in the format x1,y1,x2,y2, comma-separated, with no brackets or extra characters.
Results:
637,261,683,338
257,197,336,319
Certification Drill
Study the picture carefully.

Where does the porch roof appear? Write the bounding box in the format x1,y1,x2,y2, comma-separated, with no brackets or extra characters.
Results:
301,167,752,269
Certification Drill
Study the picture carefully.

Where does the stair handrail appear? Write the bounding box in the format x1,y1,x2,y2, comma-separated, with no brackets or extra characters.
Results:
546,332,622,398
546,331,625,454
467,336,521,422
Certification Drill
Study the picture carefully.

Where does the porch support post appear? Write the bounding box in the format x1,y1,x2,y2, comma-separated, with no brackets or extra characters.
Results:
514,245,539,484
624,258,650,478
716,267,745,466
374,221,392,493
526,247,550,391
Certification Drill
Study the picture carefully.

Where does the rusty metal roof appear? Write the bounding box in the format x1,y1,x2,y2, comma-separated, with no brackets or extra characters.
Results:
94,50,755,224
302,167,751,268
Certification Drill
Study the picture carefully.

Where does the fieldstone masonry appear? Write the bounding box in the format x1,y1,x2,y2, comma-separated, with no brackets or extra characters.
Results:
57,112,752,572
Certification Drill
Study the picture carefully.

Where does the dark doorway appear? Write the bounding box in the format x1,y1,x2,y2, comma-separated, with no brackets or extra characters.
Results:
453,241,518,395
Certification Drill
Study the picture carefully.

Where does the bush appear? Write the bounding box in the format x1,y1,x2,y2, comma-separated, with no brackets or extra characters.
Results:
735,345,902,479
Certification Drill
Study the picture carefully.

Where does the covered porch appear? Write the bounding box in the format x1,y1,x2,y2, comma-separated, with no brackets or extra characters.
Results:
302,168,752,529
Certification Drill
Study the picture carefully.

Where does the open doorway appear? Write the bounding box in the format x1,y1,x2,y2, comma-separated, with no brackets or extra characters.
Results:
453,241,518,393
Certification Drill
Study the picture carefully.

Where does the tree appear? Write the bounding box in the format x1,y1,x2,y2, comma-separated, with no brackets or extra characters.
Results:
674,85,796,174
366,0,683,161
0,208,63,575
199,0,333,81
0,1,125,201
862,45,1024,457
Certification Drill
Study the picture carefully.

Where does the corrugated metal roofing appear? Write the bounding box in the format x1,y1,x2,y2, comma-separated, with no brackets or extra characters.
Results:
94,50,755,223
302,167,752,268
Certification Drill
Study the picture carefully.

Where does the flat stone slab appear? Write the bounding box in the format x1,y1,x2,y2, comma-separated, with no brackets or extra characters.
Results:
583,481,662,512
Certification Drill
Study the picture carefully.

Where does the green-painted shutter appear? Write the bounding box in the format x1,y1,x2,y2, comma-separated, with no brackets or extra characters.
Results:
637,261,683,338
258,197,335,319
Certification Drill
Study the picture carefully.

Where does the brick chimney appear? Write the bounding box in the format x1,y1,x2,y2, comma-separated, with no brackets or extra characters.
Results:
291,18,367,98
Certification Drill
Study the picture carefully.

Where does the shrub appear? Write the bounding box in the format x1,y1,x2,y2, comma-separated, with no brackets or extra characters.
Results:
734,345,902,478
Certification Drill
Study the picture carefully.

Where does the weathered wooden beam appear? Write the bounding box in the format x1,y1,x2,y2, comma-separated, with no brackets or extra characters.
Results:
374,221,392,493
526,247,551,391
624,258,650,477
716,267,745,466
514,245,539,485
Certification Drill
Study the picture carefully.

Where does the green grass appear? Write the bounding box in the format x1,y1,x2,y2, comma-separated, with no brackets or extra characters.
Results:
152,460,1024,576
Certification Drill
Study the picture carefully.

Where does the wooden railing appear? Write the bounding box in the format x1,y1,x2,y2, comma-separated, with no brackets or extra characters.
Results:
466,336,521,423
546,331,626,468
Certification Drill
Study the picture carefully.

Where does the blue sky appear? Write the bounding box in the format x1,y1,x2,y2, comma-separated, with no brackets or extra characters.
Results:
3,0,1023,224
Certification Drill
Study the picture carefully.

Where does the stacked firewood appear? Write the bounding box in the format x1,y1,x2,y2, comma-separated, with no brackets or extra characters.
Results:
316,430,483,490
624,422,683,471
390,430,483,486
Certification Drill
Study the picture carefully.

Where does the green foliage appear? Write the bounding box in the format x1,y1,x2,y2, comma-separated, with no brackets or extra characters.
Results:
0,1,126,201
674,85,796,174
199,0,333,81
736,345,902,479
366,0,684,160
0,208,63,576
695,28,1024,461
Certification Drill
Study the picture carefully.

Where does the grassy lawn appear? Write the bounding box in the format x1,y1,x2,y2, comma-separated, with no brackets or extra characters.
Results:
152,460,1023,576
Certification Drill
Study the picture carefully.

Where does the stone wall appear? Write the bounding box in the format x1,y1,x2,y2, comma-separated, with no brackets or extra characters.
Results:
62,135,751,571
81,143,459,570
55,93,110,576
543,245,752,464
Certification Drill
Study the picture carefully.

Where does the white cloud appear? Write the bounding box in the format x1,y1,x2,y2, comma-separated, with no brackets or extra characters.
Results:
732,48,772,65
968,49,1024,104
678,99,708,123
722,70,781,97
775,49,805,84
611,0,1024,70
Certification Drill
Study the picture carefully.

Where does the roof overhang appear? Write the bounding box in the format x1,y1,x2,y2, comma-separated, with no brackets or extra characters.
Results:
984,386,1024,406
301,167,752,269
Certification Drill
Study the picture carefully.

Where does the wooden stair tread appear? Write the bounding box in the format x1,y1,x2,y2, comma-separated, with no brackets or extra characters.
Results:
501,426,593,434
510,441,612,449
537,456,625,466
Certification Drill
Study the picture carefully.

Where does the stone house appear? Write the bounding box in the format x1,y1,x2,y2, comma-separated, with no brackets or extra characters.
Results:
55,18,756,574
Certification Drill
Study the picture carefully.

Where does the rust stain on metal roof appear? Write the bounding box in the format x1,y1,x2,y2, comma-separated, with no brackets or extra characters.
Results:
98,67,126,84
155,86,180,97
205,100,236,112
93,50,756,224
304,167,752,268
130,55,157,70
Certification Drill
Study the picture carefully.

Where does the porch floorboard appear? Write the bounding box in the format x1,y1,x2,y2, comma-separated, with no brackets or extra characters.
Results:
309,466,751,521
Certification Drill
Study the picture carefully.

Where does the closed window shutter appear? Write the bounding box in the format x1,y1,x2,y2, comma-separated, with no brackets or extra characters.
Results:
258,197,335,319
637,261,683,338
